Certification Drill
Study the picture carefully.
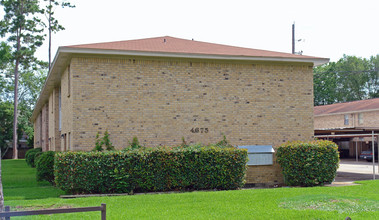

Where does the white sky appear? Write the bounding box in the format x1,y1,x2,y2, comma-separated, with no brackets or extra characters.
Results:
7,0,379,62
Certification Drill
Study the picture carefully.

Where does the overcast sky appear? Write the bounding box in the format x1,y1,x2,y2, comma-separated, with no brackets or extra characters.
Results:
5,0,379,63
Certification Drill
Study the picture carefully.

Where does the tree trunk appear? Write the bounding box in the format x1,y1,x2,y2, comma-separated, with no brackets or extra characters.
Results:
12,59,19,160
48,0,52,72
12,27,21,160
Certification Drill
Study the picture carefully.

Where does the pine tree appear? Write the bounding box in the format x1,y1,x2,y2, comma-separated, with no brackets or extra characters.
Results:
43,0,75,71
0,0,46,159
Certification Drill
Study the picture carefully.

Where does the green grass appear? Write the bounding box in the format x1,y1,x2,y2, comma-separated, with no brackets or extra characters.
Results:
280,194,379,213
2,159,65,200
2,159,379,219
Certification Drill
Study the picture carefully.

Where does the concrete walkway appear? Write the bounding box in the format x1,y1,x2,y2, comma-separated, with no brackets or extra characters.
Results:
326,159,379,186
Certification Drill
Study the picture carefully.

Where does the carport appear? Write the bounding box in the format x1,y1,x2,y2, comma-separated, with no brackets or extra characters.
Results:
315,127,379,180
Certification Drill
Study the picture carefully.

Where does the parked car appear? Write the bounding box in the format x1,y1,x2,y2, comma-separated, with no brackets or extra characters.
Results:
359,150,378,162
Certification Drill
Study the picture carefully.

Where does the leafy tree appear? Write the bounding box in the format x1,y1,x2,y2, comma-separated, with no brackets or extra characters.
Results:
0,42,12,159
368,55,379,98
0,41,10,66
0,101,13,157
314,55,379,106
313,63,339,105
0,147,3,213
43,0,75,71
18,69,47,108
0,42,11,99
0,0,46,159
0,41,11,213
335,55,370,101
0,68,46,152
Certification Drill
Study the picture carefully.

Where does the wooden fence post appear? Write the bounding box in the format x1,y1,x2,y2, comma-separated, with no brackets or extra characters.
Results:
5,206,10,220
101,203,106,220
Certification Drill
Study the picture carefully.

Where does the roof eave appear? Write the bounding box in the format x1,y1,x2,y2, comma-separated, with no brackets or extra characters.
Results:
60,47,329,66
314,108,379,117
31,48,71,122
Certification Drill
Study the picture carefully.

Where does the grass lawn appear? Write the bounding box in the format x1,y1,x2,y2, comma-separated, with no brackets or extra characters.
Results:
2,159,379,219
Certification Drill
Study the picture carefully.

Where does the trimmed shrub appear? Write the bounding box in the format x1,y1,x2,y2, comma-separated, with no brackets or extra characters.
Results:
276,140,339,187
36,151,56,184
55,145,248,194
25,148,42,167
34,151,43,162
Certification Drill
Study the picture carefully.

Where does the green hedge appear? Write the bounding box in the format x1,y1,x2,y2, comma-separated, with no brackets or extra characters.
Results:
55,146,248,194
36,151,56,184
25,148,42,167
276,140,339,186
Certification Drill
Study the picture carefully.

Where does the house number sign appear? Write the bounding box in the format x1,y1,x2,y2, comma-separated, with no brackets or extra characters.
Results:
190,128,209,133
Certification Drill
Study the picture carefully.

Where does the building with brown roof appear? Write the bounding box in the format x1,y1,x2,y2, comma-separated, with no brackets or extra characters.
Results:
314,98,379,158
32,36,328,185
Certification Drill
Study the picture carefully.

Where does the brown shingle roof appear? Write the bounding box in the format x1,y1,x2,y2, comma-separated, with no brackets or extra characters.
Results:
314,98,379,116
65,36,322,60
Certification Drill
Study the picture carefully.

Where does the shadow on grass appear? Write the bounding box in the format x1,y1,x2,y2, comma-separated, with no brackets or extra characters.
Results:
280,194,379,213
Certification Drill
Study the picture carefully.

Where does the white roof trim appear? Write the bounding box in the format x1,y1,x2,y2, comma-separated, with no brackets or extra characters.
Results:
60,47,329,66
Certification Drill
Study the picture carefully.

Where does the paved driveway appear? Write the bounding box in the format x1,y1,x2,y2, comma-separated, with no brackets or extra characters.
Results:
339,159,379,174
331,159,379,185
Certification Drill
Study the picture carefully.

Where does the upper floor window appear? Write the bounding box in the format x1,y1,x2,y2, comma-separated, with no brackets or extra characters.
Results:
344,114,349,125
358,113,363,125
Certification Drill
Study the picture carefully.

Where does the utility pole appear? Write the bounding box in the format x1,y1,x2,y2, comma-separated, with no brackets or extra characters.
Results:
292,23,295,54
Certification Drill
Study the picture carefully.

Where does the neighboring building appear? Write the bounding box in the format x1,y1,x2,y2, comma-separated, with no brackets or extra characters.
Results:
3,133,30,159
314,98,379,158
31,36,328,185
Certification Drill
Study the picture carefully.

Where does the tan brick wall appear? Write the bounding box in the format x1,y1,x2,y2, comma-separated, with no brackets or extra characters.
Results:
41,103,49,151
70,57,314,150
315,110,379,129
66,56,314,185
60,66,74,151
33,112,42,148
246,154,284,186
314,114,346,129
48,87,61,151
356,111,379,127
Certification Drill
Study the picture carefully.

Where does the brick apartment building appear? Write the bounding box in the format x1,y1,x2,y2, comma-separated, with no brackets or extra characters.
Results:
314,98,379,158
31,36,328,185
